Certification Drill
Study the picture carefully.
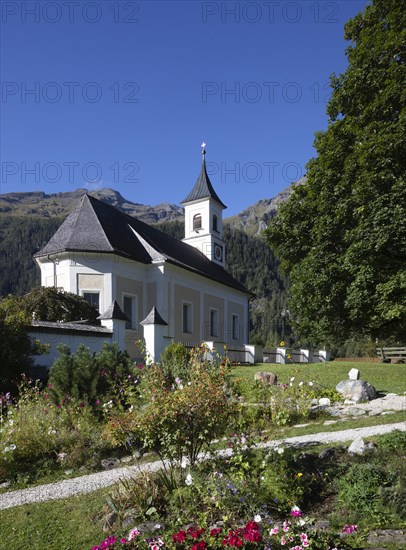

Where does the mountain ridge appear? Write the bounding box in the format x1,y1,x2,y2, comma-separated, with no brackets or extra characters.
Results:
0,179,304,232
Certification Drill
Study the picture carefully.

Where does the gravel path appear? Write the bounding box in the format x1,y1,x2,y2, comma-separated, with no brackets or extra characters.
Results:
1,420,405,511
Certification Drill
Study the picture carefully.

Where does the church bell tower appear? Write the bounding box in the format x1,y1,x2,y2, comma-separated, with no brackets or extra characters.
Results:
181,143,226,268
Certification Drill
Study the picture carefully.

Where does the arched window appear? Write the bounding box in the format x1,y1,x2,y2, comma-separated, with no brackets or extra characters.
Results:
212,214,218,232
193,214,202,230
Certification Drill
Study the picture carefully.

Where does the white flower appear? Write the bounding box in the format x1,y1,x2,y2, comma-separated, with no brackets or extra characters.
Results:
299,381,303,387
254,514,262,523
290,377,295,382
308,381,314,387
180,457,187,469
185,473,193,485
275,447,284,454
3,444,16,453
240,436,247,445
8,419,13,426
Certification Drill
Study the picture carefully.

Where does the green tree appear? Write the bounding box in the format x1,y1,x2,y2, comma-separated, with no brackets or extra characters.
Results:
266,0,406,347
0,295,46,393
20,286,99,323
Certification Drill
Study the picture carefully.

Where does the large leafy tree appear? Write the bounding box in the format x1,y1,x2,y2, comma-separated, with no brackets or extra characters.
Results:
266,0,405,347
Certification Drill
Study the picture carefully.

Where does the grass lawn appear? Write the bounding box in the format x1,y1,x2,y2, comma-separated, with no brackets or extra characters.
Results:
231,361,406,395
0,488,110,550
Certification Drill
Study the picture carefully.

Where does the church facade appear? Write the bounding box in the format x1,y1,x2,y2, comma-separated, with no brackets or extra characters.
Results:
34,148,253,359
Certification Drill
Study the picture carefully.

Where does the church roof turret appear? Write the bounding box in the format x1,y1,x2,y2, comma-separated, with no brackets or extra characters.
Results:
181,144,226,208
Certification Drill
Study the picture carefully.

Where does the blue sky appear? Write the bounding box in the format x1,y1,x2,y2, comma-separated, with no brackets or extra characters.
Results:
0,0,368,216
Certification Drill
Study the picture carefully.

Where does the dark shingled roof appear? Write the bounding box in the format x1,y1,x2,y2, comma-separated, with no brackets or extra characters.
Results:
181,157,226,208
98,301,129,321
35,194,252,295
31,320,112,335
141,306,168,326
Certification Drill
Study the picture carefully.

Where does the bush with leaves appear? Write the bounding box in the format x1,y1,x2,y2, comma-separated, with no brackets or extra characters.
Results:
104,345,237,466
48,342,138,411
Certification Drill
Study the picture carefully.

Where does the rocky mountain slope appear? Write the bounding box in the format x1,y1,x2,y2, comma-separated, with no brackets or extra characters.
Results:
0,178,304,233
225,177,306,236
0,188,184,224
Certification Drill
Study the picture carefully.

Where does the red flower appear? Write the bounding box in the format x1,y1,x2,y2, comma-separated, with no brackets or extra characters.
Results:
173,530,187,543
192,542,207,550
210,528,222,537
187,527,205,539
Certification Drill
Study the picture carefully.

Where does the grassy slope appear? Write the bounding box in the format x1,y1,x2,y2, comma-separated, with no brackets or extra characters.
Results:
230,361,406,395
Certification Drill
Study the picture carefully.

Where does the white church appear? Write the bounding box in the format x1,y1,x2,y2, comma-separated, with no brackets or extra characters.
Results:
31,146,256,364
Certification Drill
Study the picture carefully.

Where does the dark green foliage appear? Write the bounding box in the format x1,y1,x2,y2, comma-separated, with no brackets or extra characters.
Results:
20,286,99,323
48,342,135,407
266,0,406,347
0,295,47,393
0,217,62,296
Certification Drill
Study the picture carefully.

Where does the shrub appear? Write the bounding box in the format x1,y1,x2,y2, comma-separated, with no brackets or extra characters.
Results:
49,342,137,410
159,341,190,384
104,346,237,466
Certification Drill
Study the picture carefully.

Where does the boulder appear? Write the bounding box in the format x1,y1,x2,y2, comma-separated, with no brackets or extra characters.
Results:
335,379,377,403
348,437,366,455
254,371,277,385
348,368,360,380
318,397,331,406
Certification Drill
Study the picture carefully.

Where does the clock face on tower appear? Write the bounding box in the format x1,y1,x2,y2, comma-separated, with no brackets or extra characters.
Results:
214,244,223,262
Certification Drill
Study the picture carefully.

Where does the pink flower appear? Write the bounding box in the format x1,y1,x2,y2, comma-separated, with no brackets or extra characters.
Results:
281,537,287,545
342,524,357,534
303,541,309,547
128,528,140,541
270,527,279,535
290,506,303,517
300,533,308,542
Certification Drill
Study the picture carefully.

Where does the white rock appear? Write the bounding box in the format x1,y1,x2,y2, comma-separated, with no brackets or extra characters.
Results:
336,380,377,403
348,368,360,381
319,397,331,406
348,438,366,455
